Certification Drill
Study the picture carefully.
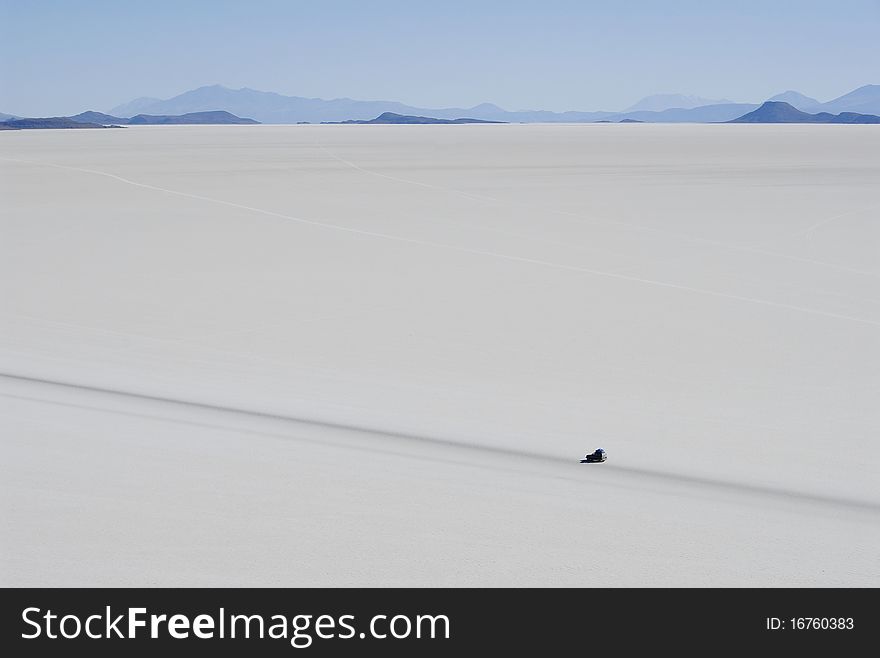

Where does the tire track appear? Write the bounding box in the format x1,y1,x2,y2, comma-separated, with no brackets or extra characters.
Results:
2,371,878,516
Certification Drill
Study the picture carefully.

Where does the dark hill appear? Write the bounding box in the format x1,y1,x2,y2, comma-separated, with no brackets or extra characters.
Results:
0,117,115,130
69,111,129,125
1,110,259,129
832,111,880,124
127,110,259,125
730,101,880,124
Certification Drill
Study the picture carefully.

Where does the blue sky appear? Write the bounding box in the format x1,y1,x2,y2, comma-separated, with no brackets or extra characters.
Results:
2,0,878,116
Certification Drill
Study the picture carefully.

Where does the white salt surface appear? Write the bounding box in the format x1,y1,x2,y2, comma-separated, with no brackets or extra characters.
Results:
1,124,878,585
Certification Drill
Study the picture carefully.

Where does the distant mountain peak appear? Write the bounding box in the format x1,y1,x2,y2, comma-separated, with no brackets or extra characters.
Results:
106,95,162,118
185,84,234,95
821,84,880,114
470,102,505,112
625,93,733,112
767,90,820,110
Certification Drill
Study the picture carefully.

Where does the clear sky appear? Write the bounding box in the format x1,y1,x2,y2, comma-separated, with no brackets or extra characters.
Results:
2,0,878,116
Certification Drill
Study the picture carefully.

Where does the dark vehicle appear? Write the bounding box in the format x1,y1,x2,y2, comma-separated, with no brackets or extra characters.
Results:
580,448,607,463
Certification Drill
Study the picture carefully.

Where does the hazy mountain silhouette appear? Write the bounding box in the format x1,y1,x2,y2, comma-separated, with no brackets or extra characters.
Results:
327,112,505,124
107,84,753,124
107,85,613,124
729,101,880,123
94,82,880,125
625,93,732,112
767,91,821,111
109,96,163,117
603,103,758,123
819,85,880,115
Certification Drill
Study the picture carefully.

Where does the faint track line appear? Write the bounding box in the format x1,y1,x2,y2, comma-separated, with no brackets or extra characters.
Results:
2,156,877,328
310,140,880,279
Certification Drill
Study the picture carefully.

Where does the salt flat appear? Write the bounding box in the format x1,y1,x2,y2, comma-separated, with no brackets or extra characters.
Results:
1,124,878,586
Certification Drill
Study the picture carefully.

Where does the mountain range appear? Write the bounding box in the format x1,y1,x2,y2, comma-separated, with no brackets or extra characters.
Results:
93,84,880,125
4,85,880,127
108,86,561,124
